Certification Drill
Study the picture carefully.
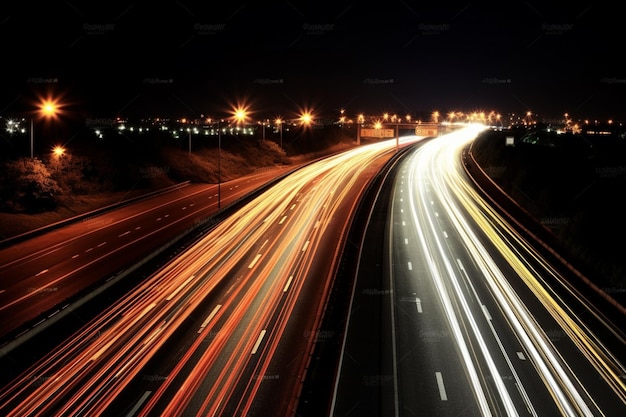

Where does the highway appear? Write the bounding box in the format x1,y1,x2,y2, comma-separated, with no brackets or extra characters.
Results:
330,125,626,416
0,166,291,347
0,135,422,416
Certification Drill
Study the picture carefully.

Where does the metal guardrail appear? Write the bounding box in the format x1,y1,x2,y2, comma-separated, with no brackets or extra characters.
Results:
0,181,191,249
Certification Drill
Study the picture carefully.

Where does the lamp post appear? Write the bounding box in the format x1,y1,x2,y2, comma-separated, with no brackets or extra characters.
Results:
217,119,222,209
339,109,345,140
30,118,34,159
216,105,248,209
52,145,65,175
275,117,283,165
30,99,58,159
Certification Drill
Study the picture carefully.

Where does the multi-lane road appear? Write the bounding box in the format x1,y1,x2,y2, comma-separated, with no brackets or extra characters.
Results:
0,166,293,346
330,125,626,416
0,136,419,415
1,125,625,416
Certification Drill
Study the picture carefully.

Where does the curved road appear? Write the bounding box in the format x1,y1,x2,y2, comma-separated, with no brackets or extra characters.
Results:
330,125,626,416
0,166,293,347
0,136,423,416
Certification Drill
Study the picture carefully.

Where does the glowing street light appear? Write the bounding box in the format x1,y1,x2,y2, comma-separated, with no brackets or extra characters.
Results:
275,117,283,164
233,106,248,125
299,111,313,126
31,97,60,159
52,145,66,174
217,118,224,209
52,145,65,157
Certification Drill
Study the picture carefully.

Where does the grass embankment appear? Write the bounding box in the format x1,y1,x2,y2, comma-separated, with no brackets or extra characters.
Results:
0,134,352,240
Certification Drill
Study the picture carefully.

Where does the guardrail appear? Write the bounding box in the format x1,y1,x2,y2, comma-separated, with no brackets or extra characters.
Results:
0,181,191,249
463,142,626,316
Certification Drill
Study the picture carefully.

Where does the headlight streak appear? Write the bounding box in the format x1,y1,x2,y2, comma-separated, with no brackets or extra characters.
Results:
172,142,403,417
445,137,626,410
0,134,428,416
0,179,302,416
452,174,626,405
403,125,624,416
436,130,593,416
406,134,517,416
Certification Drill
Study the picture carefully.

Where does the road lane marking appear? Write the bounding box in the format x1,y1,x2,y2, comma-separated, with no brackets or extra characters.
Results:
517,351,526,360
252,329,266,354
435,372,448,400
198,304,222,333
72,254,80,258
97,241,107,247
127,391,152,417
416,298,422,313
279,215,287,224
36,269,48,276
302,240,310,252
456,258,481,303
283,275,293,292
482,304,492,321
443,231,448,238
404,238,408,245
118,231,131,237
408,261,413,270
248,253,262,268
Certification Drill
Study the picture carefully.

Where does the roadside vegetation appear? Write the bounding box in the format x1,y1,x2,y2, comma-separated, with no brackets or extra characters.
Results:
471,126,626,300
0,123,354,238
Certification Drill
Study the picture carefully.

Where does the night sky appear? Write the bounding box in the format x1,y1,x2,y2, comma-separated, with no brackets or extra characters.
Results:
2,1,624,121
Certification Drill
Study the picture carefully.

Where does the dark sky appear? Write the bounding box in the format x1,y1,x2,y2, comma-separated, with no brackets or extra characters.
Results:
2,1,624,121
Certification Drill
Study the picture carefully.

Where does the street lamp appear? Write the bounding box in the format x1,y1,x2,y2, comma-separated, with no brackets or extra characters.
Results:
299,110,313,127
52,145,65,157
52,145,65,174
233,106,248,125
357,113,365,145
275,117,283,164
31,98,59,159
217,119,223,209
215,105,249,209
